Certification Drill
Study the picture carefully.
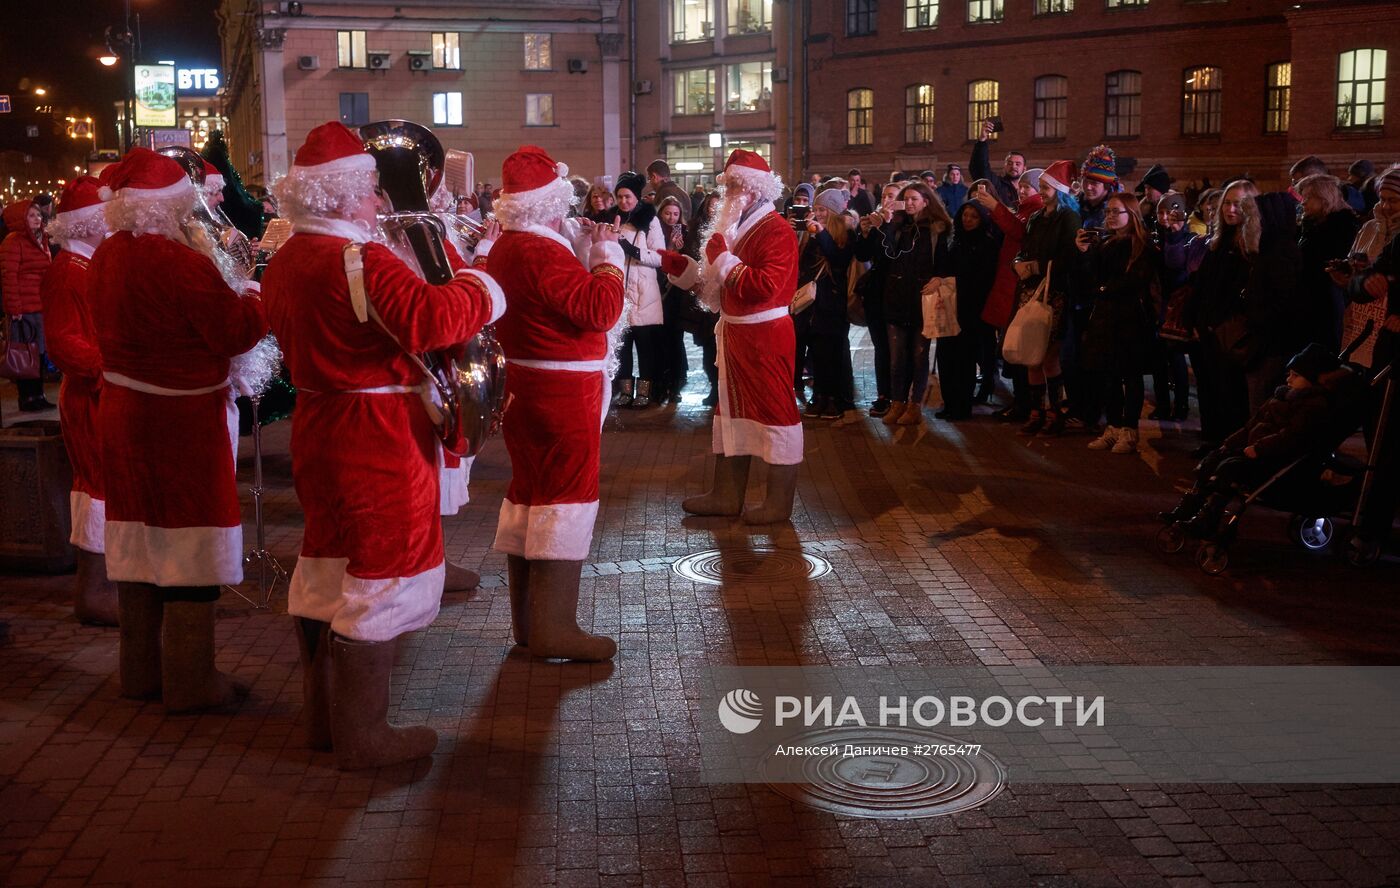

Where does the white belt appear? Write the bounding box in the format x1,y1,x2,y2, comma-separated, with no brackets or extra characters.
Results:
720,306,788,325
507,358,607,372
102,372,229,397
299,384,421,395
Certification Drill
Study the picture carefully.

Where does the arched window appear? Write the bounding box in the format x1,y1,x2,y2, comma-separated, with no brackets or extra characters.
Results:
1337,49,1387,128
1033,75,1068,140
1182,66,1222,136
905,84,935,143
967,79,999,141
1104,69,1141,137
848,88,875,145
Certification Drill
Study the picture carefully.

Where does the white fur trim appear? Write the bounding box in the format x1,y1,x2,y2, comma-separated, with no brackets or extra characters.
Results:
438,450,473,515
69,491,106,554
456,269,506,323
66,240,97,260
556,162,569,178
287,555,445,642
667,254,701,290
722,163,777,190
711,251,742,286
494,498,599,561
590,240,625,271
290,217,374,243
116,176,195,202
1041,170,1071,194
501,176,567,206
55,203,106,227
98,186,115,201
289,154,377,177
104,521,244,586
473,238,493,259
204,175,226,191
712,415,804,465
522,222,576,253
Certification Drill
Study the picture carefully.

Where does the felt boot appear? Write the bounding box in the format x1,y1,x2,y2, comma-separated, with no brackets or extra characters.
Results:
330,634,438,770
681,454,751,517
161,598,248,714
74,550,119,626
507,554,530,647
118,582,162,700
742,463,800,525
526,560,617,662
295,617,333,751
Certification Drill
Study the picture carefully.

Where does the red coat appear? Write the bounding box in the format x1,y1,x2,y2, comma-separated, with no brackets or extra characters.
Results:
1,202,51,314
88,231,268,587
982,195,1043,329
485,225,625,560
704,210,802,465
262,225,500,641
41,244,105,552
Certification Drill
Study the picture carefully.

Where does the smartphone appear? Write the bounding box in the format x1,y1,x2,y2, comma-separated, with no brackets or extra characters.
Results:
1082,227,1105,242
989,116,1004,134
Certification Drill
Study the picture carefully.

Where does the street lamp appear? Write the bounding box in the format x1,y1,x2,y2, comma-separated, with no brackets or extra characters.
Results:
99,55,119,67
34,87,48,96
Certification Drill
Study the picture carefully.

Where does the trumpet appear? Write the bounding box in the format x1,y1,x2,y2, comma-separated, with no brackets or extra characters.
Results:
157,145,257,282
359,120,505,458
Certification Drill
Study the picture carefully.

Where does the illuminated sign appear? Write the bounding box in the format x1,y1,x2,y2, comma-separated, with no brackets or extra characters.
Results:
134,64,177,127
177,68,221,95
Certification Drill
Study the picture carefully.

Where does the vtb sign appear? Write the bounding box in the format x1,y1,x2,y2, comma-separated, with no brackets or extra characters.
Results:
177,68,221,93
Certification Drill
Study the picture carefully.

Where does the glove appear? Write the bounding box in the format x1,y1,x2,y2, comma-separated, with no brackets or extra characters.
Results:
658,249,689,278
705,233,728,264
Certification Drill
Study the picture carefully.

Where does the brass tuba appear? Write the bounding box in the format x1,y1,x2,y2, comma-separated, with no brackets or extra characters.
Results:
157,145,257,279
357,120,505,458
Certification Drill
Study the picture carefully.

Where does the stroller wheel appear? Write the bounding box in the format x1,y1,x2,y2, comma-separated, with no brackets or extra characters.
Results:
1197,542,1229,576
1296,517,1335,551
1347,537,1382,567
1156,524,1187,554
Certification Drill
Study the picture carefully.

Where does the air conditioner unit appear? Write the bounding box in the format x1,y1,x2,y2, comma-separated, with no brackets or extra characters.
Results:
367,51,391,70
297,55,319,71
567,58,588,74
634,79,653,95
406,50,430,72
771,67,788,83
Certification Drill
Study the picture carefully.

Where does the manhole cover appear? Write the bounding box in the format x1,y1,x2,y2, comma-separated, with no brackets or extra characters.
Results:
758,726,1006,819
672,547,831,585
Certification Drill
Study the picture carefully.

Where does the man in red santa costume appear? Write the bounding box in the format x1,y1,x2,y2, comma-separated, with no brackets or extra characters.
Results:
262,122,503,769
200,159,226,212
88,148,269,712
41,176,116,625
683,149,802,523
480,145,625,662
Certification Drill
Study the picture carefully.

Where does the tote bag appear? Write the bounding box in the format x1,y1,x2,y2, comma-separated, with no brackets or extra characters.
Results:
1,316,41,381
1002,261,1054,367
921,277,959,339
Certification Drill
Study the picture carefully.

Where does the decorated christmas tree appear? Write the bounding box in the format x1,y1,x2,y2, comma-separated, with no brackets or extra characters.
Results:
202,130,267,239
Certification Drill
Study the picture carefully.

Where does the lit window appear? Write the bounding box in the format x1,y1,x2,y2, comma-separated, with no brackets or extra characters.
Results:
337,31,367,69
1337,49,1387,128
1035,0,1073,12
524,33,552,70
432,33,460,69
847,88,874,145
727,140,772,165
967,0,1003,23
672,0,715,42
727,62,772,112
673,68,716,115
1033,75,1068,140
1182,65,1222,136
847,0,877,35
905,84,934,143
1106,0,1147,7
967,79,999,140
905,0,939,29
526,93,554,126
1265,62,1291,134
433,92,463,126
1104,70,1141,137
728,0,772,35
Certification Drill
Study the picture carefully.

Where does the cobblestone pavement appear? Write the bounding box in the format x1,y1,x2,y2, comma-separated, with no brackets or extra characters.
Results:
3,338,1399,887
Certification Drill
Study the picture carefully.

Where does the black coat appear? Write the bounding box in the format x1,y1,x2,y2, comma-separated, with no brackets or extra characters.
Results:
870,217,951,329
798,228,856,335
949,203,1002,331
1298,208,1361,348
1079,237,1159,374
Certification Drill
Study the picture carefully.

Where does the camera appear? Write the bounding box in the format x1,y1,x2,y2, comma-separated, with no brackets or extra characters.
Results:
786,204,810,230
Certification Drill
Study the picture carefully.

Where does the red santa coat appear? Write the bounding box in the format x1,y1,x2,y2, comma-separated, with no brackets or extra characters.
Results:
88,231,268,587
40,243,105,553
484,225,625,560
261,220,502,642
706,209,803,465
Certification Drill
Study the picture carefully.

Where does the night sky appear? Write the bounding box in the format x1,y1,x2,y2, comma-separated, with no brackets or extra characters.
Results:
0,0,223,145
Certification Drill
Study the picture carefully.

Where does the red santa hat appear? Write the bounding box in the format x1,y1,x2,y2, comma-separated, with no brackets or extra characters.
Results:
56,176,105,218
289,121,377,177
99,147,194,202
719,148,779,194
499,145,569,203
1040,159,1078,197
201,159,226,192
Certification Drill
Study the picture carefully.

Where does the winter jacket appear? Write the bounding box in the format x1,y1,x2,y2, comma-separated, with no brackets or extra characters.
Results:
870,216,951,330
1252,192,1305,361
1351,229,1400,371
981,194,1043,328
848,187,877,217
619,201,666,327
1015,203,1081,298
650,180,692,221
1078,197,1108,232
936,182,969,216
949,201,1001,332
1222,381,1334,461
1079,236,1159,374
1297,208,1360,349
798,227,856,335
1,201,52,315
969,140,1018,210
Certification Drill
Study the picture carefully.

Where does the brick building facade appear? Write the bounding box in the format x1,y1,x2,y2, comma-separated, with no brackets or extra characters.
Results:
802,0,1400,191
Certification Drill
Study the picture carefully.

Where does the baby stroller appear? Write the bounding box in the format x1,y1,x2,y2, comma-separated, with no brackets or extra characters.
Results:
1156,329,1394,575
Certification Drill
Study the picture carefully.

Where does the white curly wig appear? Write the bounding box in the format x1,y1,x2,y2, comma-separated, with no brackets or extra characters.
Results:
45,205,109,246
104,188,197,241
719,163,785,206
272,169,378,226
494,176,578,231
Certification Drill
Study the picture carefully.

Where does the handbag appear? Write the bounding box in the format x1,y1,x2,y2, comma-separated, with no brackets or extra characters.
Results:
1,316,41,381
920,277,959,339
790,258,826,316
1158,284,1197,343
1002,261,1053,366
846,258,868,327
1210,313,1255,368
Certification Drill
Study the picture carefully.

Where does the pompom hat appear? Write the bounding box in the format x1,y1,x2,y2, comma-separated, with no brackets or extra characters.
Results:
501,145,569,200
1041,160,1077,196
99,148,193,202
1082,145,1118,187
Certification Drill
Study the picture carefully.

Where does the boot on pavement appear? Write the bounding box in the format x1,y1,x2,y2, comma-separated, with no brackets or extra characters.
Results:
74,550,119,626
681,454,751,517
161,598,249,714
742,462,800,525
295,617,334,751
118,582,162,700
330,634,438,770
525,560,617,662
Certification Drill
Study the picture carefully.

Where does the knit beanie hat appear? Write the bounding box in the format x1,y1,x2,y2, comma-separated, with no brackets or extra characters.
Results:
1156,192,1187,217
615,170,646,198
1378,167,1400,202
1019,168,1045,191
794,182,815,204
1140,163,1171,195
813,188,849,214
1286,343,1341,383
1082,145,1118,187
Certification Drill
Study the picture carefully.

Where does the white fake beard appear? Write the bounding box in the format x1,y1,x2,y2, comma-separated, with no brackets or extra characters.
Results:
697,191,751,310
